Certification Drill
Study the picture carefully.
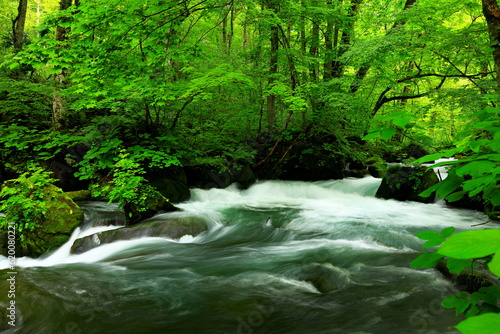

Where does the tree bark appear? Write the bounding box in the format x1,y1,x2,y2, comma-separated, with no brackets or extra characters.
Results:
482,0,500,90
12,0,28,53
332,0,362,78
324,1,334,80
266,1,279,128
52,0,73,130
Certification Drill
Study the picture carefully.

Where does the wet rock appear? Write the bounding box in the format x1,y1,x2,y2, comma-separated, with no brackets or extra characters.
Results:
65,189,91,201
376,166,438,203
70,215,208,254
436,260,497,293
0,184,84,257
147,166,190,203
185,162,256,189
299,264,351,293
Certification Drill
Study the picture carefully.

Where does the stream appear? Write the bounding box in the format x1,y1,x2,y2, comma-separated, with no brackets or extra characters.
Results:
1,177,496,334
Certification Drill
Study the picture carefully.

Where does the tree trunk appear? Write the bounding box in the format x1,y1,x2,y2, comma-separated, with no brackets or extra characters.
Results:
332,0,361,78
309,15,320,81
482,0,500,90
12,0,28,53
324,1,334,80
267,1,279,128
52,0,73,130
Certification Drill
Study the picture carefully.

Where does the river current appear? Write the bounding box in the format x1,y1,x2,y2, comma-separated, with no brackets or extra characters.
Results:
0,177,495,334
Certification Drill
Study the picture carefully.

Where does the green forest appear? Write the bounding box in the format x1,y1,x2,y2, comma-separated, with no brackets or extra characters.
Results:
1,0,500,333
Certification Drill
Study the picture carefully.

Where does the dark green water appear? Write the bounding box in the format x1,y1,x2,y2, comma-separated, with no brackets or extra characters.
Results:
1,178,493,334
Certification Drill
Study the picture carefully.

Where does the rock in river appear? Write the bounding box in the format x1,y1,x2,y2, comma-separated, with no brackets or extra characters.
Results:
70,215,208,254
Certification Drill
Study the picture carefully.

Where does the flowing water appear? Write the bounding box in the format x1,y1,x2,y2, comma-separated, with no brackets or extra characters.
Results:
0,178,496,334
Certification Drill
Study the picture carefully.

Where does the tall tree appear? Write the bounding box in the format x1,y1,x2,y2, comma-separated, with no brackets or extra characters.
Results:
483,0,500,90
12,0,28,53
266,0,279,128
52,0,73,130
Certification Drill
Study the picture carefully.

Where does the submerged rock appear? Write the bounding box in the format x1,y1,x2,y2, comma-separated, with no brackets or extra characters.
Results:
376,166,438,203
0,184,84,257
299,264,351,293
70,215,208,254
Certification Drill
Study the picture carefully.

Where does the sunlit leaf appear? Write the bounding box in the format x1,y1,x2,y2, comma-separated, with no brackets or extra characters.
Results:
438,230,500,259
455,313,500,334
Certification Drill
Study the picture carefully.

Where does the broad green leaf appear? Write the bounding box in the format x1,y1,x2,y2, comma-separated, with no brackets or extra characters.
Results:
440,226,456,238
436,171,464,198
380,128,396,141
464,304,480,318
445,191,466,202
488,253,500,277
410,252,444,268
423,237,446,248
393,116,411,128
362,131,380,140
414,148,463,165
455,313,500,334
415,230,439,240
419,183,440,198
438,229,500,259
441,292,470,315
446,258,470,274
456,161,496,178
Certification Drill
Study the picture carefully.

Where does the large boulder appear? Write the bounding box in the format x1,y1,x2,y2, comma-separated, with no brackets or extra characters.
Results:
376,166,439,203
254,133,346,181
0,184,84,257
147,166,190,203
70,215,208,254
185,162,256,189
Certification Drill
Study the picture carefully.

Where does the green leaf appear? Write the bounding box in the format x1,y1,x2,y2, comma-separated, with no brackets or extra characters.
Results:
362,131,380,140
436,170,464,198
456,161,496,178
440,226,456,238
464,304,480,318
446,258,470,274
438,229,500,259
455,313,500,334
415,230,440,240
445,191,466,202
410,252,444,268
393,116,411,128
441,292,471,315
488,253,500,277
380,128,396,141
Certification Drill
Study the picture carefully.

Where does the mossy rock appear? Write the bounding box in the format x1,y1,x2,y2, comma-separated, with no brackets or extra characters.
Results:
71,215,208,254
376,166,438,203
365,156,387,178
65,189,91,201
230,163,256,189
0,184,84,257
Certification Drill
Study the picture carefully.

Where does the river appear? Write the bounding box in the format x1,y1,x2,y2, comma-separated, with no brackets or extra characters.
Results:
1,177,495,334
